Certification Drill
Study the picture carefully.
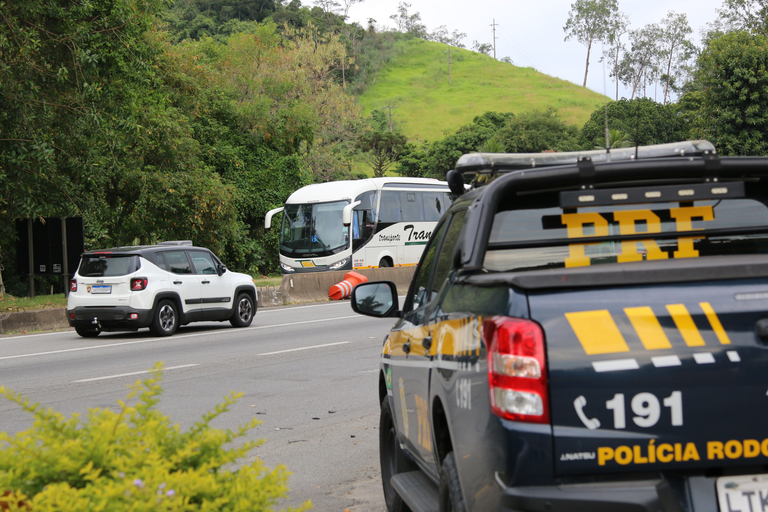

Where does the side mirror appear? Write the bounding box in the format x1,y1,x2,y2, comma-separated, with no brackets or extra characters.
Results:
342,201,362,227
351,281,400,318
217,264,227,276
264,207,284,230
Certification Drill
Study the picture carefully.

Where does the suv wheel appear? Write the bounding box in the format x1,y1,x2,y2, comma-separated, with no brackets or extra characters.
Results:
149,299,178,337
75,326,100,338
230,293,255,328
380,397,414,512
438,452,467,512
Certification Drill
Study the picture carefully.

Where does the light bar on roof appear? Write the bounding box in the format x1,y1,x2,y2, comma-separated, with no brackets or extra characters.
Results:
559,181,745,208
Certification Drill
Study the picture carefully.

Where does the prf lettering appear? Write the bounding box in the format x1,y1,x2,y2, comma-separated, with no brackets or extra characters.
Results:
562,206,714,268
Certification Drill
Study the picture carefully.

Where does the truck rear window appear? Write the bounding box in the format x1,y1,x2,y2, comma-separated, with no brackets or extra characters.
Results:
485,197,768,272
78,255,140,277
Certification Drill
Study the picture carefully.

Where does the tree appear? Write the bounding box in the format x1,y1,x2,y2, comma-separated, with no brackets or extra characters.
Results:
500,56,515,64
357,131,408,177
659,12,694,104
716,0,768,35
693,31,768,155
389,2,427,38
580,98,688,147
605,12,630,100
617,24,662,99
563,0,619,87
492,109,581,153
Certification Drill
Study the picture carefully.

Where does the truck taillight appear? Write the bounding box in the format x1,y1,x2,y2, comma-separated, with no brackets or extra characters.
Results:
131,278,148,291
70,279,77,292
484,316,550,424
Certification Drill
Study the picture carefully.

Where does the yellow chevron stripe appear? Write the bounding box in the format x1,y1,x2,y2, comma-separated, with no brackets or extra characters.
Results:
666,304,706,347
565,310,630,355
624,306,672,350
699,302,731,345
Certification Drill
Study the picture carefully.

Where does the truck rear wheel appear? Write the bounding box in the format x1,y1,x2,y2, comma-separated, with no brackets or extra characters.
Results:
380,397,413,512
379,257,392,268
438,452,467,512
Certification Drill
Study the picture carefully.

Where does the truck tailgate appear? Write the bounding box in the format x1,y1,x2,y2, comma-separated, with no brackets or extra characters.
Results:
529,277,768,476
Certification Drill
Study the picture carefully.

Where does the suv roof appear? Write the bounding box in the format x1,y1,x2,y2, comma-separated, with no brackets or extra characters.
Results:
81,243,212,259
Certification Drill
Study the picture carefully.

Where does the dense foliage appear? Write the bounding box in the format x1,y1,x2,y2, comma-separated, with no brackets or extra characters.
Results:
690,31,768,156
0,364,307,511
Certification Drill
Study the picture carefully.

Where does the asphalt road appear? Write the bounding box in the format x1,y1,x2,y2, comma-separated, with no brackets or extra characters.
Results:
0,300,397,511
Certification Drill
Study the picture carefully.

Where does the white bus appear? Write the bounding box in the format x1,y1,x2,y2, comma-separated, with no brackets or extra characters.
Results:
265,178,452,273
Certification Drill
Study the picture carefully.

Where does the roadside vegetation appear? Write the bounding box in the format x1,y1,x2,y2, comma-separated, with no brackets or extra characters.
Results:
0,364,308,511
1,0,767,297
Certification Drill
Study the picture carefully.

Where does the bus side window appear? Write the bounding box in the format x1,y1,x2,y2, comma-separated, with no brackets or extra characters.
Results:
423,192,449,221
401,191,424,221
380,191,401,222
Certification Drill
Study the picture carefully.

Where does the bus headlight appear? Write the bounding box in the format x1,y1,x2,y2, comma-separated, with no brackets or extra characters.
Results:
328,258,349,271
280,262,295,273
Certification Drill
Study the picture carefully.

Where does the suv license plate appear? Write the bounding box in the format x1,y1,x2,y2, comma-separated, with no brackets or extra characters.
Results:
717,473,768,511
90,285,112,294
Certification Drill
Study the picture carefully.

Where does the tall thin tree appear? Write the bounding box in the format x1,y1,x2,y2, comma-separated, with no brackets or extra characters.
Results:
563,0,619,87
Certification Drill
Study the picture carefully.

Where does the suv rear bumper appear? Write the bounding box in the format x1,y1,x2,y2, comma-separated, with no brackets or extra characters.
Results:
499,478,684,512
68,306,153,331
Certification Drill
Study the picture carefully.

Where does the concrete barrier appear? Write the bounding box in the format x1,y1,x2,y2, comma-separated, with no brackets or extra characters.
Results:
0,308,69,334
281,267,415,304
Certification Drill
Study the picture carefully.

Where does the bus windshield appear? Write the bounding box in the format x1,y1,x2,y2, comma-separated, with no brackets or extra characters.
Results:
280,201,349,257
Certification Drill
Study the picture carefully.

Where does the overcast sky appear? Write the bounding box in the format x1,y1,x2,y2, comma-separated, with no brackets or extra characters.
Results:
345,0,724,100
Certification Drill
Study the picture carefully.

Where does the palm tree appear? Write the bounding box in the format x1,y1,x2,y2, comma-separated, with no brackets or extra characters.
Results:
593,129,634,149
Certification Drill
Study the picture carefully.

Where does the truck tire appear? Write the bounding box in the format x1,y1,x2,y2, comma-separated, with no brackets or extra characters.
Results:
149,299,178,337
75,326,100,338
438,452,467,512
379,258,392,268
230,293,255,327
380,397,413,512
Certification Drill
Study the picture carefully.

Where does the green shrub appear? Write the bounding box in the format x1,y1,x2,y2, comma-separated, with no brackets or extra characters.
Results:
0,363,309,512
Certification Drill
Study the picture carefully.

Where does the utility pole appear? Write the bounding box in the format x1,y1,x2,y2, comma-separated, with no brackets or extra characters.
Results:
445,48,453,83
490,19,498,60
384,100,397,132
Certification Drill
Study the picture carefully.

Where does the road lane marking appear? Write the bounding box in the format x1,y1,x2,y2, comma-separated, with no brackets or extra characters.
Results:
72,364,199,383
0,315,363,361
258,341,350,356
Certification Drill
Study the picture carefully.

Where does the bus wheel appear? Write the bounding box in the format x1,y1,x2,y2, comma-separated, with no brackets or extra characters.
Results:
379,258,392,268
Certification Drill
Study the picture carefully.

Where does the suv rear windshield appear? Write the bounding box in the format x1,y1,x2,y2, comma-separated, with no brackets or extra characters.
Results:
485,193,768,272
78,255,140,277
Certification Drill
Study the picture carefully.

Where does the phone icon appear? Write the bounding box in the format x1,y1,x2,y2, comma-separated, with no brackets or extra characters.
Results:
574,395,601,430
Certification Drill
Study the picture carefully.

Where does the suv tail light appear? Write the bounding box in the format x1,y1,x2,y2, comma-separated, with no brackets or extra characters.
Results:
484,316,550,424
131,278,148,291
70,279,77,292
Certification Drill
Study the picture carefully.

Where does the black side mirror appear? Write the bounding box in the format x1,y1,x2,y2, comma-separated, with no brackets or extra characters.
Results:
217,264,227,276
351,281,401,318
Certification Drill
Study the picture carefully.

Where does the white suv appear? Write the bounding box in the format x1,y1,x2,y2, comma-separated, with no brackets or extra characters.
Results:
67,241,257,337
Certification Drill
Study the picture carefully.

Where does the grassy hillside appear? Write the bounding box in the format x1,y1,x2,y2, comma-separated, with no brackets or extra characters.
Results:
356,38,609,142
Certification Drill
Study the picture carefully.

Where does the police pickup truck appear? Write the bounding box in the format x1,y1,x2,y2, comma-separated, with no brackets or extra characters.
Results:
351,141,768,512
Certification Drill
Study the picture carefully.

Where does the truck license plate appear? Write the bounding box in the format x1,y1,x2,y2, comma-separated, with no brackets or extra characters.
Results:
717,474,768,511
90,285,112,294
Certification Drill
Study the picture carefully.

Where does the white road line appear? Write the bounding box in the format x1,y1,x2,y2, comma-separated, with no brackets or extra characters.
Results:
592,359,640,372
258,341,350,356
257,302,351,313
727,350,741,362
72,364,199,383
0,315,362,361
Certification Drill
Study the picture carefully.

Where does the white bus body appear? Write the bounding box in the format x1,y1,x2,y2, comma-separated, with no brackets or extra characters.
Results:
266,178,452,274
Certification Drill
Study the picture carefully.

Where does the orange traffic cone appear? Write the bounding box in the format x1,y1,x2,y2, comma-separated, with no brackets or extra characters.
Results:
329,271,368,301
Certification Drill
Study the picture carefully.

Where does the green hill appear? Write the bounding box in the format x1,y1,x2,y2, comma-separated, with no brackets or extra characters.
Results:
356,38,609,142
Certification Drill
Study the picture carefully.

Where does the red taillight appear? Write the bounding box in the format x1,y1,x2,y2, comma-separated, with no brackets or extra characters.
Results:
70,279,77,292
131,278,148,291
484,316,549,424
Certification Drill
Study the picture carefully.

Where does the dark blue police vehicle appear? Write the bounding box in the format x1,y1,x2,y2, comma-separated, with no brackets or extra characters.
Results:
351,141,768,512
